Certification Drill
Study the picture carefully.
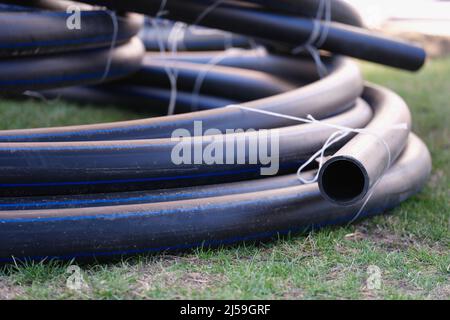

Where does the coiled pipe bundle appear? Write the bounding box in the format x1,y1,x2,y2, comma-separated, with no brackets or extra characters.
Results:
0,0,145,93
0,0,431,262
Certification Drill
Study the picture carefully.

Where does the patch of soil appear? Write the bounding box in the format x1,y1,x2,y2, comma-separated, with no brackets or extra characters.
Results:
0,277,24,300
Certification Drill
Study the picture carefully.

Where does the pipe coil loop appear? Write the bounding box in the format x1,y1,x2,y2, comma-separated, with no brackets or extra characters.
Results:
0,0,431,262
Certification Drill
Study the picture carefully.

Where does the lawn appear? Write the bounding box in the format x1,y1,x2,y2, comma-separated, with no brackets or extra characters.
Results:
0,57,448,300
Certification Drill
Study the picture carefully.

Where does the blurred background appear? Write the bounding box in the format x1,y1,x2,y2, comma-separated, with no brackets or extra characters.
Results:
346,0,450,57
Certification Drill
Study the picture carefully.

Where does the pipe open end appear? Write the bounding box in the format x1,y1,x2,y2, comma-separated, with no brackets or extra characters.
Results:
318,157,369,205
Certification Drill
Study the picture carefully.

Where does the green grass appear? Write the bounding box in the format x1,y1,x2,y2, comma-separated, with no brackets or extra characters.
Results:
0,58,449,300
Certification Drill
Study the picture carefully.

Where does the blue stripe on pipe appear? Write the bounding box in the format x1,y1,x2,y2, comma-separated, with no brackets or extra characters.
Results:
0,193,196,209
0,35,128,49
0,69,124,86
0,167,261,188
0,162,301,189
0,208,381,263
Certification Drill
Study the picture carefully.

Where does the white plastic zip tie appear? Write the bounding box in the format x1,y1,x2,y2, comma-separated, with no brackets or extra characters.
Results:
151,0,407,224
292,0,331,78
166,22,188,115
190,47,266,110
226,104,407,182
22,90,61,105
179,0,263,110
100,10,119,83
224,0,405,223
226,104,408,225
191,0,227,27
22,7,119,104
150,0,184,115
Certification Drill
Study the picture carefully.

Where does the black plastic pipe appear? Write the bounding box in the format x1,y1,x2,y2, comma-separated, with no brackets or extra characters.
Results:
0,135,431,262
0,0,431,262
319,85,412,205
0,1,145,93
0,56,363,141
78,0,426,70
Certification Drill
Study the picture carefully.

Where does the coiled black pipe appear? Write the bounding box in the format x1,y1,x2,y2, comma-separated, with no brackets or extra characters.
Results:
0,1,145,93
0,0,431,262
139,19,252,52
0,135,431,262
78,0,426,70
